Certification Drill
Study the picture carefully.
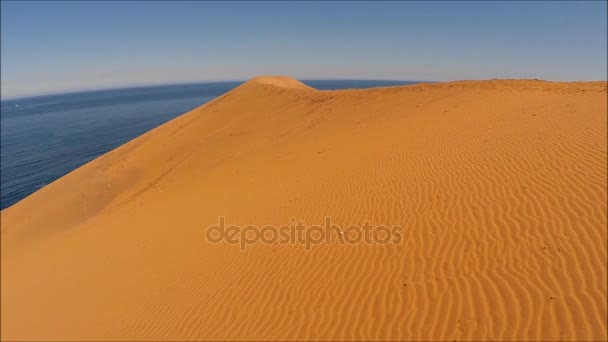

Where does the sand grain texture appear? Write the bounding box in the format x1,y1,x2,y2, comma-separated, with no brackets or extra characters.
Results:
2,77,607,341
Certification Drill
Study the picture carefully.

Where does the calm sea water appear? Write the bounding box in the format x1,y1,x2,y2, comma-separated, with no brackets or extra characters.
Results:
0,80,418,209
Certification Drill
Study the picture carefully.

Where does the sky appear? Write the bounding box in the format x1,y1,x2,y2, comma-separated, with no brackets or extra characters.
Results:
1,1,606,99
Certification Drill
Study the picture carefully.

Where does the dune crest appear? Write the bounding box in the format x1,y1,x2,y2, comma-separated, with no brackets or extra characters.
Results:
1,77,607,341
244,75,314,90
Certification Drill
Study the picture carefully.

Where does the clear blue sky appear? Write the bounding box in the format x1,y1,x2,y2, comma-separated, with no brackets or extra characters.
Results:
1,1,606,99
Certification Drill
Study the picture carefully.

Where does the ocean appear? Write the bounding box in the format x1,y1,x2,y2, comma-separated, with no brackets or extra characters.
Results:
0,80,419,209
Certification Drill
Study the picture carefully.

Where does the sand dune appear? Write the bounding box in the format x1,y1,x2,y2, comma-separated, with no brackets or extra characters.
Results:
1,76,607,341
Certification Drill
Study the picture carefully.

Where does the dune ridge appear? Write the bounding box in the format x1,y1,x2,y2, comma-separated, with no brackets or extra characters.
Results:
1,76,607,341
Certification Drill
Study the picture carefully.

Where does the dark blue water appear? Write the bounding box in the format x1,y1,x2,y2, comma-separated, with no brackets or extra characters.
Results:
1,80,418,209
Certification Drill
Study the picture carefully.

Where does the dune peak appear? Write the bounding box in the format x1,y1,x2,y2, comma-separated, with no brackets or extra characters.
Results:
244,75,313,90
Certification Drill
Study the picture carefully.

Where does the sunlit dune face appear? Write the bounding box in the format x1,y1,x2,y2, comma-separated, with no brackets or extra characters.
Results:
1,77,607,341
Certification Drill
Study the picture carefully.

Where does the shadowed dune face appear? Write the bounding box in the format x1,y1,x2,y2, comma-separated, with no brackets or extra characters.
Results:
1,77,607,341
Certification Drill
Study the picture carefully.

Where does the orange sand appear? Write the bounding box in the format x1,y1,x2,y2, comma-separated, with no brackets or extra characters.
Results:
2,76,607,340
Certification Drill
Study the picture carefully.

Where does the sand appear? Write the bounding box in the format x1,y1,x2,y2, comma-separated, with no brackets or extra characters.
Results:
1,76,607,341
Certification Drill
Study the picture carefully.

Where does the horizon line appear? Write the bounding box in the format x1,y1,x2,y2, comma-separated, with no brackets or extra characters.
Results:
1,77,432,102
4,76,607,102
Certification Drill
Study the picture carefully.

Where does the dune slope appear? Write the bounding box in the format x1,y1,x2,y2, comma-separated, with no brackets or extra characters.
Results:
1,76,607,341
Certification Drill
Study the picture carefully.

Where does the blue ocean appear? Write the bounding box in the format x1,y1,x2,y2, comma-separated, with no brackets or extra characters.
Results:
0,80,418,209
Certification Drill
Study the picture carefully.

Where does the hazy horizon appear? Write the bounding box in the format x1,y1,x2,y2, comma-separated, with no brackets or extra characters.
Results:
2,1,606,99
0,77,429,101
